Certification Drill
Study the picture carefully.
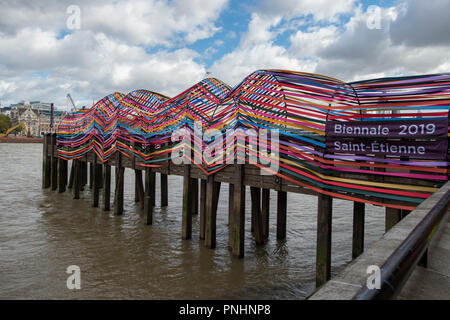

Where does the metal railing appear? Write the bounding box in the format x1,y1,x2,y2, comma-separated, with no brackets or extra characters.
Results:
353,185,450,300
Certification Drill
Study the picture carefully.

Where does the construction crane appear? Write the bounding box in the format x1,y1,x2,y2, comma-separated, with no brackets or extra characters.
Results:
0,121,29,137
67,93,77,112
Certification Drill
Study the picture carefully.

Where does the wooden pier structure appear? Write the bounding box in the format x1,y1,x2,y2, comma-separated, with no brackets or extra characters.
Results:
42,131,445,288
42,70,450,293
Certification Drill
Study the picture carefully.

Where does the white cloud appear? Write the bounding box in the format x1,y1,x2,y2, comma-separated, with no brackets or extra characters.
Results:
0,0,225,107
210,13,316,85
1,0,450,109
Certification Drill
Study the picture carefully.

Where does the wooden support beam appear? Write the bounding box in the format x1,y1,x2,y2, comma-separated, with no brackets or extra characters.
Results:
160,173,168,207
277,191,287,240
72,160,81,200
102,163,111,211
205,174,221,248
89,162,94,189
228,183,234,249
250,187,264,245
57,157,67,193
192,178,199,215
92,158,100,207
251,188,260,233
199,179,207,240
50,133,58,191
385,207,402,232
262,188,270,238
182,165,193,239
97,164,103,189
135,169,144,209
316,193,332,288
144,167,155,225
231,165,245,258
80,159,87,190
352,201,365,259
114,153,124,215
68,160,74,189
42,133,51,188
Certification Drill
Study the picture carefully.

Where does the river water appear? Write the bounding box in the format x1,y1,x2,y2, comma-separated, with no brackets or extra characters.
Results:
0,143,385,299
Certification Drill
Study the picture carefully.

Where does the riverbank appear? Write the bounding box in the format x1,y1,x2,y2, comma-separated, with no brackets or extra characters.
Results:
0,137,43,143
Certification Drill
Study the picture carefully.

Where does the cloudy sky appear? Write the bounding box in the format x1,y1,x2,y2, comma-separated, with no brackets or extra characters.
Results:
0,0,449,109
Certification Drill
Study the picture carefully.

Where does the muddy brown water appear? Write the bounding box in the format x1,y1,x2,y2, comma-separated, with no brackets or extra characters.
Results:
0,143,385,299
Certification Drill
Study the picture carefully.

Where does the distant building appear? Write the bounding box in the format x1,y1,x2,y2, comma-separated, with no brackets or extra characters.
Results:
0,106,12,116
7,101,68,136
10,104,40,136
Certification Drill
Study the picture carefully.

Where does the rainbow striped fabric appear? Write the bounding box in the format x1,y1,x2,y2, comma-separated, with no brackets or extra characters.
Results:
57,70,450,210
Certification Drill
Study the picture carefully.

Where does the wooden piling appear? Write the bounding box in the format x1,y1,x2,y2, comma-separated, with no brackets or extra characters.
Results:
160,173,168,207
352,201,365,259
316,193,333,287
200,179,207,240
144,167,155,225
228,183,234,249
385,207,402,232
205,174,221,248
250,187,264,245
192,178,199,215
182,165,193,239
80,159,87,190
262,188,270,238
50,133,58,191
114,152,124,215
57,157,67,193
277,191,287,240
135,169,144,209
89,162,94,189
92,158,100,207
42,133,51,189
231,165,245,258
251,188,261,233
72,159,81,200
103,163,111,211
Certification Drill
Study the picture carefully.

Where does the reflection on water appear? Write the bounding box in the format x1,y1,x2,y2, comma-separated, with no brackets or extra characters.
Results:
0,143,385,299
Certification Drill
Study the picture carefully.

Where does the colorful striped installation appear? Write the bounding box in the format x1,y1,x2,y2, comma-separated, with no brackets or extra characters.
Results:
57,70,450,210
